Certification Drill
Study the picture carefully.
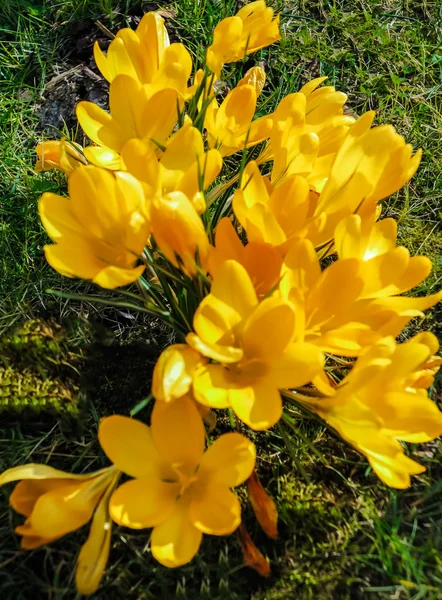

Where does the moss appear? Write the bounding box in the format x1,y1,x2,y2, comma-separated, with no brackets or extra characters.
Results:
0,319,83,421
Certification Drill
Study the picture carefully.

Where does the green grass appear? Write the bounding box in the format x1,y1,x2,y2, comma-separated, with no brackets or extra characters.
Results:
1,1,442,598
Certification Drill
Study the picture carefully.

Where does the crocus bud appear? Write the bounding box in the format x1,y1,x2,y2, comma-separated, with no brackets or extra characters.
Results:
152,344,207,403
247,470,278,539
35,139,86,175
150,191,210,276
238,66,266,97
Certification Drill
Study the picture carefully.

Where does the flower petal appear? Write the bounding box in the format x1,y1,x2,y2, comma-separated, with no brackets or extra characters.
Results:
76,101,127,151
192,363,232,409
84,145,122,170
75,475,117,596
109,75,147,139
242,297,296,360
98,415,165,479
193,259,257,347
10,479,73,517
151,396,205,472
29,481,98,538
186,332,243,364
0,464,92,486
109,478,178,529
151,499,202,567
197,432,256,487
44,241,105,281
266,342,324,388
152,344,206,403
229,382,283,431
93,264,145,289
179,149,223,200
190,485,241,535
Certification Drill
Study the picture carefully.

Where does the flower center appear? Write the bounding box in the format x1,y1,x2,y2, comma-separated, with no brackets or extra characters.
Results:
172,465,199,497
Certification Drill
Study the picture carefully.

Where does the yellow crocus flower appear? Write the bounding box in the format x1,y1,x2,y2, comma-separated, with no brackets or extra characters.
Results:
100,397,256,567
77,76,180,169
233,161,313,254
152,344,207,404
269,77,355,192
316,111,422,217
39,165,150,289
335,212,433,298
150,191,210,276
301,333,442,488
206,1,281,74
208,217,283,296
188,260,323,430
0,463,120,595
204,83,273,156
35,139,87,175
94,11,192,97
121,122,223,213
280,238,442,357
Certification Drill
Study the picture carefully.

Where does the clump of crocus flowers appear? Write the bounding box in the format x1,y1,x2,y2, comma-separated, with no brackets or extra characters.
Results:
2,1,442,595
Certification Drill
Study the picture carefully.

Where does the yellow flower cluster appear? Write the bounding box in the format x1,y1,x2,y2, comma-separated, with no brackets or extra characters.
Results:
2,2,441,595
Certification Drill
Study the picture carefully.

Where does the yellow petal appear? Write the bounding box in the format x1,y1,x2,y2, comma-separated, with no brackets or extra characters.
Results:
76,102,127,151
152,344,206,403
233,188,285,246
109,75,148,139
242,297,296,360
84,145,122,170
151,499,202,567
151,396,205,472
15,518,61,548
280,239,321,304
140,88,179,146
75,475,117,596
109,478,178,529
179,148,223,200
266,342,324,388
68,166,147,247
93,264,145,289
98,415,164,479
93,41,111,81
146,43,192,97
38,193,85,241
367,448,425,489
10,479,74,517
229,381,283,431
160,123,204,173
194,260,257,346
120,138,161,196
306,258,363,328
242,242,283,296
215,84,256,145
150,191,209,276
192,363,232,409
382,391,442,443
186,332,244,364
106,32,142,82
44,241,105,282
136,12,170,80
29,481,98,538
197,432,256,487
299,76,329,96
0,463,92,486
209,217,244,278
190,485,241,535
